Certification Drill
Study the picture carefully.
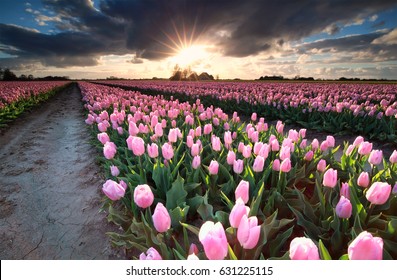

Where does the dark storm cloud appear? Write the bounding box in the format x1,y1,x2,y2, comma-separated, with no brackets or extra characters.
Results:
0,0,396,68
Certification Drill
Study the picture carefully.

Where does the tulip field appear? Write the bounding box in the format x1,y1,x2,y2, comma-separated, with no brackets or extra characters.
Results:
79,81,397,260
0,81,69,126
98,80,397,143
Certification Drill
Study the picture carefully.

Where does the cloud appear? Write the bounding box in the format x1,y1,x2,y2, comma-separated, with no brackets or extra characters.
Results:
372,28,397,45
0,0,397,70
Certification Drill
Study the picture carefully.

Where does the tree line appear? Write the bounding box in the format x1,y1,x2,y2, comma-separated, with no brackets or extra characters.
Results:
0,68,69,81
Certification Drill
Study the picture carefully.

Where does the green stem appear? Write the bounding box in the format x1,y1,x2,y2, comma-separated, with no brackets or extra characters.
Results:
365,204,375,226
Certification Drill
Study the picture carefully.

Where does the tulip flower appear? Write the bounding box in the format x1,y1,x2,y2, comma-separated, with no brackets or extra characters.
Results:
237,215,261,249
168,128,178,143
358,141,372,155
227,150,236,165
317,159,326,172
191,143,200,156
152,203,171,233
139,247,162,260
103,141,117,159
252,156,265,172
203,124,212,135
280,158,292,173
368,150,383,165
134,184,154,209
289,237,320,260
353,136,364,147
340,182,350,199
102,179,125,201
304,150,314,161
97,132,110,144
233,159,244,174
199,221,228,260
192,155,201,169
126,136,145,156
326,135,335,147
392,183,397,195
242,145,252,158
279,146,291,161
147,143,159,158
110,165,120,177
161,143,174,160
348,231,383,260
229,198,250,228
224,131,232,146
357,172,370,188
366,182,391,205
389,150,397,163
208,160,219,175
154,122,163,137
323,168,337,188
211,136,221,152
272,159,280,171
235,180,249,204
335,196,352,219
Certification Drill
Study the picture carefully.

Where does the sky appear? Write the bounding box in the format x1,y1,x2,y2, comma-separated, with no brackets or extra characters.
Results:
0,0,396,80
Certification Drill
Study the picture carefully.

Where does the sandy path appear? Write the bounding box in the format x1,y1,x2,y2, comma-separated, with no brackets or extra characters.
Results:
0,84,121,259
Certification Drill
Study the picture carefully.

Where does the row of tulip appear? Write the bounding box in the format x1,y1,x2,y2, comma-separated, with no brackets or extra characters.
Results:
80,81,397,260
96,80,397,142
0,81,70,125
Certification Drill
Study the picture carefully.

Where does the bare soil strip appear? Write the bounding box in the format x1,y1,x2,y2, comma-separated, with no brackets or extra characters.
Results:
0,84,121,259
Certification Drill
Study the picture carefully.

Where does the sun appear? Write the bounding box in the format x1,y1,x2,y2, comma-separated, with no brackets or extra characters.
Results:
170,45,209,68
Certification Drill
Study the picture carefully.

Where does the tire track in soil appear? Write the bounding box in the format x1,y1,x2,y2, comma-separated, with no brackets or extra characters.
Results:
0,84,123,259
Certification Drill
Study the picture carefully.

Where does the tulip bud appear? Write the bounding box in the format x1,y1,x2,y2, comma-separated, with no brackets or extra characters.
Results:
357,172,370,188
110,165,120,177
208,160,219,175
237,215,261,249
280,158,292,173
103,141,117,159
317,159,326,172
348,231,383,260
134,184,154,208
235,180,249,204
192,155,201,169
368,150,383,165
152,203,171,233
162,143,174,160
335,196,352,219
227,150,236,165
366,182,391,205
102,179,125,201
272,159,280,171
389,150,397,163
199,221,228,260
289,237,320,260
252,156,265,172
233,159,244,174
229,198,250,228
323,168,337,188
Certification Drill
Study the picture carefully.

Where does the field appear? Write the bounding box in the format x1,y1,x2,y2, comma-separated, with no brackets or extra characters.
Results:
1,80,396,260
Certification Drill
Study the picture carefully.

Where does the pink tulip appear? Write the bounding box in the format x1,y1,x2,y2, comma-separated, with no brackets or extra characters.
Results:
110,165,120,176
289,237,320,260
353,136,364,147
126,136,145,156
233,159,244,174
326,135,335,147
317,159,326,172
152,203,171,233
103,141,117,159
252,156,265,172
224,131,232,146
345,144,355,156
208,160,219,175
195,126,202,137
270,139,280,151
154,122,163,137
300,139,307,149
288,129,299,142
102,179,125,201
211,136,222,152
229,198,250,228
117,127,123,135
238,142,245,153
147,143,159,158
192,155,201,169
279,146,291,161
336,196,352,219
323,168,337,188
162,143,174,160
340,182,350,199
97,132,110,144
253,142,263,155
203,124,212,135
199,221,228,260
366,182,391,205
235,180,249,204
259,144,270,158
348,231,383,260
251,112,257,122
357,172,370,188
242,145,252,158
280,158,292,173
358,141,373,155
186,135,193,148
272,159,280,171
320,140,329,152
134,184,154,208
227,150,236,165
299,128,306,138
191,143,200,156
129,121,139,136
98,122,108,132
168,128,178,143
276,121,284,134
304,150,314,161
237,215,261,249
389,150,397,163
368,150,383,165
139,247,162,260
311,138,319,150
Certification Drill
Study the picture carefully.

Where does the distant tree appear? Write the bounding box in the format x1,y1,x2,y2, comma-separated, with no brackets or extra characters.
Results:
3,68,18,81
0,68,4,80
28,74,34,80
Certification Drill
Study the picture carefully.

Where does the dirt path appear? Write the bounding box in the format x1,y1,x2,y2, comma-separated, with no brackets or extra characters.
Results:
0,84,122,259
